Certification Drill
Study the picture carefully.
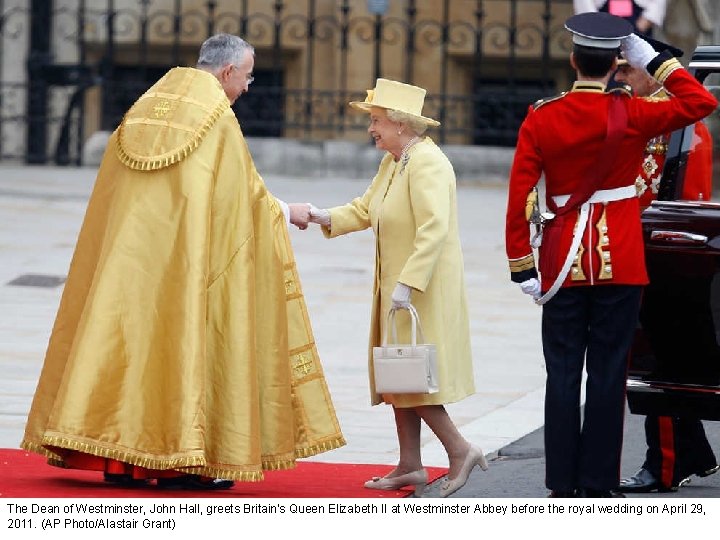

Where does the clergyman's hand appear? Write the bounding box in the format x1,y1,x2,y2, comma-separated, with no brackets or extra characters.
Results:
288,203,311,230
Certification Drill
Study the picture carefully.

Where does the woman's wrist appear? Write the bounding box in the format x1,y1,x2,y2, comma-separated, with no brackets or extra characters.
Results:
309,204,331,226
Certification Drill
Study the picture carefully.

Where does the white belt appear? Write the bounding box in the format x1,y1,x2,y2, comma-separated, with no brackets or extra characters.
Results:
552,185,637,207
536,185,636,306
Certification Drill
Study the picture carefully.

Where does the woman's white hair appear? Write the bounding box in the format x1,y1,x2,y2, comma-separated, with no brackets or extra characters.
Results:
197,33,254,72
386,110,429,135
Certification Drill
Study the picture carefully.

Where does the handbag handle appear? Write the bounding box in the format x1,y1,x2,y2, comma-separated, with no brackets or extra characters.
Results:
382,304,426,346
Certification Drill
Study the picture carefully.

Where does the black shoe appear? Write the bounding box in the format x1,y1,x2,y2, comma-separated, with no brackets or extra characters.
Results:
697,464,719,478
616,468,676,493
548,489,577,498
156,474,234,490
678,464,719,487
103,472,150,487
579,488,625,498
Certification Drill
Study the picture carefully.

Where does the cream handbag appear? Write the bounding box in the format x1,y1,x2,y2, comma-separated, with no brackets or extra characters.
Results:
372,305,439,394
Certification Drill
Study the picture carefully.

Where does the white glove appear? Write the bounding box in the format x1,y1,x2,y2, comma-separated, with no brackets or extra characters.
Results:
308,204,331,226
621,34,656,70
519,278,541,300
391,282,412,309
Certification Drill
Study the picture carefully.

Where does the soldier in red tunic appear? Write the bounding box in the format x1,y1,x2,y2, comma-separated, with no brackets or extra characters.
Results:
612,45,719,494
614,49,713,210
505,12,717,497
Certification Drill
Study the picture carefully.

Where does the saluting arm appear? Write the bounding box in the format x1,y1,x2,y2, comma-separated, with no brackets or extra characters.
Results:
623,35,718,137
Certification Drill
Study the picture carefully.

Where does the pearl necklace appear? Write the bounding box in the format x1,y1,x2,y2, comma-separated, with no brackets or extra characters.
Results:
398,136,420,174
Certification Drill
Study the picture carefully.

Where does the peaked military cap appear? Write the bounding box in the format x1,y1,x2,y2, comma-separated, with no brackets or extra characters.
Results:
565,12,633,50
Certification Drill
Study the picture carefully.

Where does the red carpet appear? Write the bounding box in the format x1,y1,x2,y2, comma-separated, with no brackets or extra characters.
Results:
0,450,447,498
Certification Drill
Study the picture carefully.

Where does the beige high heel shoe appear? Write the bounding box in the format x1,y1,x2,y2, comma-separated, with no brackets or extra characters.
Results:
364,469,428,496
440,445,489,498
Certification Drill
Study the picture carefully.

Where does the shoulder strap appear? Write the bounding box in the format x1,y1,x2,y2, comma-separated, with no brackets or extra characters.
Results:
547,95,628,215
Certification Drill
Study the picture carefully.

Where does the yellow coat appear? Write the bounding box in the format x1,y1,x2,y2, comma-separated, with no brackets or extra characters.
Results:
324,138,475,407
21,68,344,481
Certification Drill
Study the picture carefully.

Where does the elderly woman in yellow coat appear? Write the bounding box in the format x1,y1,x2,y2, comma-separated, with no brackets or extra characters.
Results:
307,79,486,497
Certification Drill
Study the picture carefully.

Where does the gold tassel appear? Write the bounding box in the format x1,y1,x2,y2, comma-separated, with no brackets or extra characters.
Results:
23,433,346,482
116,99,229,171
294,436,347,459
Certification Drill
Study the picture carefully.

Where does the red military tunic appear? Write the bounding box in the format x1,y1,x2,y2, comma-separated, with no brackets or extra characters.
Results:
636,131,669,210
506,56,717,293
635,90,714,210
682,121,713,201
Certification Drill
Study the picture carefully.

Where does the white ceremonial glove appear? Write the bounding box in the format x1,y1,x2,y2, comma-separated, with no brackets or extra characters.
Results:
621,34,657,70
519,278,541,300
391,282,413,309
308,203,331,226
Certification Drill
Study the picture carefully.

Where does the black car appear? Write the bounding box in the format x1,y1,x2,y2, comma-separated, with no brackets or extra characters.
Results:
627,46,720,420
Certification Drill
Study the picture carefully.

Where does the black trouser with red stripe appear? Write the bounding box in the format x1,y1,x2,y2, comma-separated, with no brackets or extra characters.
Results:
642,415,717,488
542,285,642,492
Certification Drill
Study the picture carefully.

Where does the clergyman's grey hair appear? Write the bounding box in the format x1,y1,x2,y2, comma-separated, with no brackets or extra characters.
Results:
197,33,254,71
